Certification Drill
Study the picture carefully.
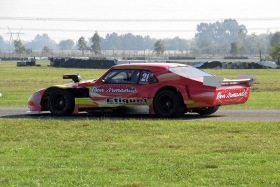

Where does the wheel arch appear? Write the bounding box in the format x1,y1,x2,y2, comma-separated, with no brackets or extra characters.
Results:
40,86,89,111
154,86,184,103
152,86,186,117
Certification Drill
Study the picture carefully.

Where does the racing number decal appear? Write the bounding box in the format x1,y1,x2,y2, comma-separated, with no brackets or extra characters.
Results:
140,72,150,83
139,71,157,84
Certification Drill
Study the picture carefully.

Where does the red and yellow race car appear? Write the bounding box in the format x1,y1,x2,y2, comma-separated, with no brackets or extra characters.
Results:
26,63,256,118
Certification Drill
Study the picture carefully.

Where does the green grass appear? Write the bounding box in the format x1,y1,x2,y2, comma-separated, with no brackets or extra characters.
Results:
1,119,280,186
1,60,280,186
1,60,280,108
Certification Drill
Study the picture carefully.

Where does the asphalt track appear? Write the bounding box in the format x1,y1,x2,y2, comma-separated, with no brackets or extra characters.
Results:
0,107,279,121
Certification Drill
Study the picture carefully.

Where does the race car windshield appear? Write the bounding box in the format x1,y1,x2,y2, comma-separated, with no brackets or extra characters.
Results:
169,66,213,78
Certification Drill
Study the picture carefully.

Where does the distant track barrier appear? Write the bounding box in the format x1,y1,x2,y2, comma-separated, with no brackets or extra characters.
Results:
49,58,279,69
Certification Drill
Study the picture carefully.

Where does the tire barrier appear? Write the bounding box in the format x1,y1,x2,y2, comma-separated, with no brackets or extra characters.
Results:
49,58,279,69
224,56,249,59
169,57,196,60
16,58,37,66
1,57,28,61
186,61,279,69
49,58,115,69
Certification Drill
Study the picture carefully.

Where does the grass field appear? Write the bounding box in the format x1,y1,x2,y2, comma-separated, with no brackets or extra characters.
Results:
1,119,280,186
0,61,280,186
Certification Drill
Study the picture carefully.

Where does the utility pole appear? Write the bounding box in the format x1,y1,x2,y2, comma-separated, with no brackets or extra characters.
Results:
6,26,24,55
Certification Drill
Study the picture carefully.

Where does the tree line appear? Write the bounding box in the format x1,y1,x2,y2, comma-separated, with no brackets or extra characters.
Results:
1,19,280,61
0,32,183,57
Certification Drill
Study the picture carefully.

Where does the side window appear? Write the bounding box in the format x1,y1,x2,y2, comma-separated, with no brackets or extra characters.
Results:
128,70,140,84
139,70,158,84
103,70,120,83
103,69,140,84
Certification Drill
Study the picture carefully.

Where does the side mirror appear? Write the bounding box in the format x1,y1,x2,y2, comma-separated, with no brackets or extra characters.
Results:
63,74,81,83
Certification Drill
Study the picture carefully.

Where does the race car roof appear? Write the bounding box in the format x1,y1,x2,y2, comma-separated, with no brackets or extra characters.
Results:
113,62,190,69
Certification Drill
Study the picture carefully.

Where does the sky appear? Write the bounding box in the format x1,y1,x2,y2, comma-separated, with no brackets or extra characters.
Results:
0,0,280,42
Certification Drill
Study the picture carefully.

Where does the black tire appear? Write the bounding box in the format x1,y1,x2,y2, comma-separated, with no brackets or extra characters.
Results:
153,90,185,118
48,89,75,116
197,106,219,115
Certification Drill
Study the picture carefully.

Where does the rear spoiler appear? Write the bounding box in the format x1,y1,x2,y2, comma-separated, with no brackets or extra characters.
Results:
203,74,256,88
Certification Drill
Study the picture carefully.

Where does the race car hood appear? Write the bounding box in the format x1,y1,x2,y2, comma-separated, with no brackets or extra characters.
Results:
53,79,96,89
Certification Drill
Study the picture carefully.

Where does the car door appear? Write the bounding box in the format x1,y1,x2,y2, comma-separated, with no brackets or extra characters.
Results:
89,69,140,107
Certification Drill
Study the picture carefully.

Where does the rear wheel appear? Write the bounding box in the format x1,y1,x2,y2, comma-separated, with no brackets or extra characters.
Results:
197,106,219,115
153,90,185,118
48,89,75,116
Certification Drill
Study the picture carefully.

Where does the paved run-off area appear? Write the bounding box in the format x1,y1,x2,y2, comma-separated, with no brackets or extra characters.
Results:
0,107,279,121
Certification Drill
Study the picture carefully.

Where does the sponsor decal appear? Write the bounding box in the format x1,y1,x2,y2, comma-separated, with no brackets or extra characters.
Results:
107,98,148,105
106,87,137,93
91,87,105,93
91,85,137,93
216,88,248,101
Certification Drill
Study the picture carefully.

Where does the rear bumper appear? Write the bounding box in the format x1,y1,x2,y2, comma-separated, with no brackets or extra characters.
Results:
213,86,250,105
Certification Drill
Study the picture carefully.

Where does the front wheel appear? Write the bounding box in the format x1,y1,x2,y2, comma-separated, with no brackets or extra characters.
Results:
48,89,75,116
153,90,185,118
197,106,219,115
